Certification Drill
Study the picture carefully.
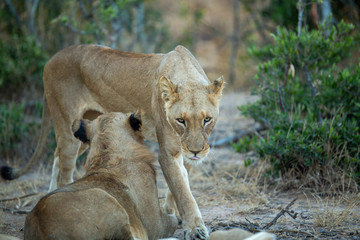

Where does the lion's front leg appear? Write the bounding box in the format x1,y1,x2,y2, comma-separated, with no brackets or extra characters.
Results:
164,162,193,219
159,146,208,240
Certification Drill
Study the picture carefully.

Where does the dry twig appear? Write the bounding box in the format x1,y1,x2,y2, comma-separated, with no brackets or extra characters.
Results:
0,192,42,202
262,198,298,230
269,228,314,237
1,207,30,214
210,125,266,147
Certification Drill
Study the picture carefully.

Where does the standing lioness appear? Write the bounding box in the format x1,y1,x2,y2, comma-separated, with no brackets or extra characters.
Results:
2,45,224,239
25,112,178,240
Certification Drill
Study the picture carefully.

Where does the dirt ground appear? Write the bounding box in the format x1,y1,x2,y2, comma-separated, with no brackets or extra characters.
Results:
1,92,359,239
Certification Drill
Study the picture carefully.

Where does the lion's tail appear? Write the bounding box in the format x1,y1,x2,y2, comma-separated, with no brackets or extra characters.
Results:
1,95,51,180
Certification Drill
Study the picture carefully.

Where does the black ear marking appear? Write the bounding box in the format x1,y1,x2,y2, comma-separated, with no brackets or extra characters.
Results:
129,113,142,131
74,120,89,143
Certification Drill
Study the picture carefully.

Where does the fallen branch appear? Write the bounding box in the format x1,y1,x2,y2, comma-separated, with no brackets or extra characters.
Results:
213,220,261,233
1,207,30,214
210,125,266,148
269,228,314,237
0,192,42,202
245,218,261,231
262,198,298,230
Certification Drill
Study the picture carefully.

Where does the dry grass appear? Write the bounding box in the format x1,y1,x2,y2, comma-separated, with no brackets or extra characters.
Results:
0,161,49,200
307,193,360,229
0,206,3,225
189,150,360,235
190,157,271,213
273,162,359,193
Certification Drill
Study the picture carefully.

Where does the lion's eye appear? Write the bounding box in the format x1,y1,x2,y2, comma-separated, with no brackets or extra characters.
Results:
204,117,212,125
176,118,186,125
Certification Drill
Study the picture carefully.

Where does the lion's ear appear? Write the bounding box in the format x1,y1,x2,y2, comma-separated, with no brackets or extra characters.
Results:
207,76,224,96
159,76,178,102
129,111,142,131
72,119,90,143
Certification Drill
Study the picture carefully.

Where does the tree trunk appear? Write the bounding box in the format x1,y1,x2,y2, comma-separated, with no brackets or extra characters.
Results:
321,0,332,22
136,2,149,52
321,0,333,36
26,0,40,39
229,0,240,85
4,0,22,29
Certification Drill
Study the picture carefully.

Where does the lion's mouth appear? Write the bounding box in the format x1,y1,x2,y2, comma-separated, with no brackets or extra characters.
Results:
182,146,210,164
183,152,207,164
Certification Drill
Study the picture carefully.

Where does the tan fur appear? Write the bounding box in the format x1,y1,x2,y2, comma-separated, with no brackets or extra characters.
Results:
209,229,276,240
0,234,21,240
9,45,223,239
25,112,178,240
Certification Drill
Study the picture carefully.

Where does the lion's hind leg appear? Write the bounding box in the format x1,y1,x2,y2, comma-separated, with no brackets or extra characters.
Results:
48,143,88,192
50,113,83,189
55,134,82,188
48,153,60,192
48,106,103,190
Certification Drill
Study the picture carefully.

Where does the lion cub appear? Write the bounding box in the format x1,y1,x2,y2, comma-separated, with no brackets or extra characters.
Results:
25,112,178,240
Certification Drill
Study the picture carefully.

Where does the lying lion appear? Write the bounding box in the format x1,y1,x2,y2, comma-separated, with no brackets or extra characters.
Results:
25,112,178,240
209,229,275,240
2,45,224,239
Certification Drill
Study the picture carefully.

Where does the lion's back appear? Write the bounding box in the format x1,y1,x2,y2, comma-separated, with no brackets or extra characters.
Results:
25,187,133,240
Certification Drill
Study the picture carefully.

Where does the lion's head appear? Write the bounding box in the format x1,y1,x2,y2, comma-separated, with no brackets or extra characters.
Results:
72,111,144,166
160,76,224,164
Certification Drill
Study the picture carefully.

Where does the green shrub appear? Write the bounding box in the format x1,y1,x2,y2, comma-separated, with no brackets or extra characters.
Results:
231,136,260,154
0,35,47,99
52,0,172,52
234,20,360,183
0,102,40,156
0,103,26,152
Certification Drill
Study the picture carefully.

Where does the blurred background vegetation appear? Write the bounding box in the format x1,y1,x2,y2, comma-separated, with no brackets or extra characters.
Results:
0,0,359,186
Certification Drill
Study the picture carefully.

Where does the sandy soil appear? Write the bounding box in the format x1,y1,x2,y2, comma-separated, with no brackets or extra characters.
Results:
1,92,359,239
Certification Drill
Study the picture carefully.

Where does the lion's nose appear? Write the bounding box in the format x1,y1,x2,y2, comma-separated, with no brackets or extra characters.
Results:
190,150,201,155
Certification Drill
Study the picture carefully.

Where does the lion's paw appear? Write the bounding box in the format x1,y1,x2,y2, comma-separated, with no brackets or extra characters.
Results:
184,225,209,240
